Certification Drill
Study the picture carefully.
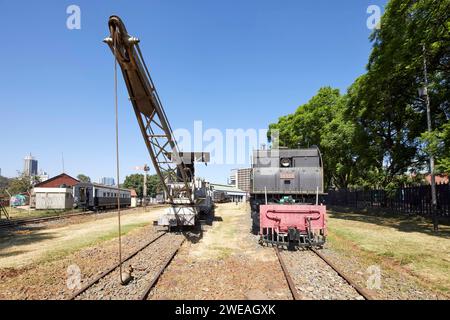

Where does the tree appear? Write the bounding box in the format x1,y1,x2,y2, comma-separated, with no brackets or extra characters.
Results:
0,176,10,197
421,122,450,174
8,176,32,195
122,173,162,198
268,0,449,189
268,87,359,189
346,0,450,186
76,174,91,183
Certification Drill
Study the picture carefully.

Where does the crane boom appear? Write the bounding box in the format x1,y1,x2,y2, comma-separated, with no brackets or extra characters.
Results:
104,16,193,204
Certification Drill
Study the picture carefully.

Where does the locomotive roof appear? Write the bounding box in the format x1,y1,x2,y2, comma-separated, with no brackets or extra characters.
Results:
253,148,320,158
75,182,131,193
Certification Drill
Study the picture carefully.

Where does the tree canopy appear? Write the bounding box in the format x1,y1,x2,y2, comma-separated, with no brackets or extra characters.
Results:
122,174,162,198
76,174,91,183
269,0,449,190
7,176,33,195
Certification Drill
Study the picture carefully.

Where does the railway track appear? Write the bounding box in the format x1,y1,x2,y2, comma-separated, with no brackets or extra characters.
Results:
70,232,185,300
0,205,165,230
275,247,374,300
275,248,303,300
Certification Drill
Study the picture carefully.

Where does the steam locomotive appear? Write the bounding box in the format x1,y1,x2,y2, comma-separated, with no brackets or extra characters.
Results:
250,147,326,249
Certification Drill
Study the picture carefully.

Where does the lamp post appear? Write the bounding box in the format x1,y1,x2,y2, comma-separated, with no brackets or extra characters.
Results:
143,164,150,207
419,44,438,232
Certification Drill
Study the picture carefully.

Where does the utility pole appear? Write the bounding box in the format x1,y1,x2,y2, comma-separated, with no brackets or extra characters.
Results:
419,44,438,232
133,164,150,207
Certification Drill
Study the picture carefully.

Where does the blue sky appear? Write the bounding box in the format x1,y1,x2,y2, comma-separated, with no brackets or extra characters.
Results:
0,0,386,183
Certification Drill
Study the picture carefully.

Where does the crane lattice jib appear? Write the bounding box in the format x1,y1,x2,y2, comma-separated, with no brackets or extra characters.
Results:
104,16,192,204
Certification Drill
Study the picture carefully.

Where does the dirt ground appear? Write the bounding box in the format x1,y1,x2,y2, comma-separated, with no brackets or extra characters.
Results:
0,207,165,268
149,203,293,300
0,202,447,300
0,206,168,300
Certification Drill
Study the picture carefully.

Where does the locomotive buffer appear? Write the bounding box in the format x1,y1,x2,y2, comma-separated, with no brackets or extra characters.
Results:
104,16,211,229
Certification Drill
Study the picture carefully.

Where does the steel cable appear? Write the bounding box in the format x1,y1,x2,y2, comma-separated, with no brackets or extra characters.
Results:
113,28,125,285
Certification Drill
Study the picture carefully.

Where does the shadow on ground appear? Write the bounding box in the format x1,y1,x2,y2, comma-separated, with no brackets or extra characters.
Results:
0,226,56,252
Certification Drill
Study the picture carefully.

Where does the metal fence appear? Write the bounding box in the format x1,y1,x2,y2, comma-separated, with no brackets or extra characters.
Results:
327,184,450,217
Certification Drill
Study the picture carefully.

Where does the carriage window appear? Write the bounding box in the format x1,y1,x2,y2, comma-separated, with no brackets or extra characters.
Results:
103,192,106,197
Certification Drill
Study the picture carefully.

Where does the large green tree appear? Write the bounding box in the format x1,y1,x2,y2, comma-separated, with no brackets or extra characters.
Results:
122,173,162,198
269,87,359,189
8,176,33,195
269,0,449,189
347,0,450,183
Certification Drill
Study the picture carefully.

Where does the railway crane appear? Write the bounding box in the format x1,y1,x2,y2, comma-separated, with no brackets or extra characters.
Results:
104,16,211,229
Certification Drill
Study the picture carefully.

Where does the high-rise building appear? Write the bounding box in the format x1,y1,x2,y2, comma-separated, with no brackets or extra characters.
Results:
228,168,252,193
228,169,237,186
237,168,252,193
24,153,38,176
100,177,115,186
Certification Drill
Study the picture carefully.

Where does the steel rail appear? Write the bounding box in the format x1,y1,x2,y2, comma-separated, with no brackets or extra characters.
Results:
0,206,144,230
310,248,374,300
275,248,303,300
139,238,186,300
0,205,167,230
68,232,168,300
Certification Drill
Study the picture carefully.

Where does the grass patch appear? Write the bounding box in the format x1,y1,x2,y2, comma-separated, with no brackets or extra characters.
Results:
327,207,450,295
40,222,149,264
209,246,233,259
5,207,83,220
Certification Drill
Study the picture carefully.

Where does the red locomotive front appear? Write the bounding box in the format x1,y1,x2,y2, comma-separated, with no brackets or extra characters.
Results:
259,204,326,249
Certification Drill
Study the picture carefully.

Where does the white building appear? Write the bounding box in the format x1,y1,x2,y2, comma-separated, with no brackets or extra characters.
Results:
229,169,237,186
211,184,247,203
34,187,74,210
38,171,49,183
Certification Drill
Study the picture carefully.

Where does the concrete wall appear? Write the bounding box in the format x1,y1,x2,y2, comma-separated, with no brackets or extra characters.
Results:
34,188,73,210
